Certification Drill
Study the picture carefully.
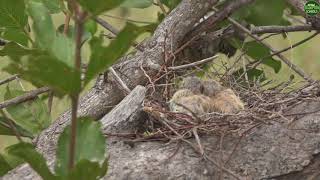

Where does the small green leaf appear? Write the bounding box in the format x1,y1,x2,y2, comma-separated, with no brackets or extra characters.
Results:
4,87,51,135
0,154,12,176
0,115,33,138
2,29,29,47
233,68,266,85
84,20,98,36
232,0,289,26
51,34,75,67
26,0,75,67
57,24,92,48
121,0,153,8
41,0,61,14
76,0,126,15
4,54,81,95
85,23,146,83
243,41,282,73
68,159,108,180
0,152,24,176
0,0,29,46
7,143,57,180
55,117,106,177
1,43,81,95
26,0,56,48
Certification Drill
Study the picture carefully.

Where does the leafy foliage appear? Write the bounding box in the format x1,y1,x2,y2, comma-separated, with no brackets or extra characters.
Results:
55,117,107,177
68,159,108,180
41,0,62,14
229,39,282,73
26,0,75,67
0,154,12,176
0,43,81,95
7,143,58,180
0,115,33,138
85,23,148,83
232,0,290,26
4,87,51,135
0,0,29,46
76,0,126,16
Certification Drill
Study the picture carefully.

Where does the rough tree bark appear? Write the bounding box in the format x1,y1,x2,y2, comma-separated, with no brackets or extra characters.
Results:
2,0,320,179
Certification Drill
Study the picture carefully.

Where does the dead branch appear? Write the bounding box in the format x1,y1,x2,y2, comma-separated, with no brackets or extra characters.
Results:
0,87,50,110
251,25,315,34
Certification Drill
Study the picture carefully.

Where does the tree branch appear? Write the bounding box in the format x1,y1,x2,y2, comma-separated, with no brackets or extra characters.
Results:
0,87,50,110
251,25,315,34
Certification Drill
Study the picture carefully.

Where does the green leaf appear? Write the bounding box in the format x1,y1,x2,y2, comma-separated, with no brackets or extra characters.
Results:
243,41,282,73
84,20,98,36
41,0,61,14
7,143,57,180
121,0,153,8
1,42,81,95
51,34,75,67
0,41,41,62
0,115,33,138
232,68,266,86
232,0,288,26
76,0,126,15
4,55,81,95
0,154,12,176
85,23,146,83
0,0,29,46
55,117,106,177
0,151,24,176
26,0,75,67
26,0,55,48
57,24,92,47
68,159,108,180
4,87,51,135
1,29,29,47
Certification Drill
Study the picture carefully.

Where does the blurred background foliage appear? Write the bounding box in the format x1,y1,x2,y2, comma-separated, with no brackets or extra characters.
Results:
1,3,319,152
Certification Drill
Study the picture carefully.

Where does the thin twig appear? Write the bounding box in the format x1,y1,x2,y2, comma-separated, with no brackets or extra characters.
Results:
68,4,86,169
265,32,319,59
192,128,204,155
0,75,19,86
156,0,168,15
102,14,154,24
95,17,143,51
47,91,54,115
0,110,23,142
251,25,314,34
109,67,131,94
214,8,314,83
63,13,71,35
168,55,219,70
243,32,319,80
0,87,50,110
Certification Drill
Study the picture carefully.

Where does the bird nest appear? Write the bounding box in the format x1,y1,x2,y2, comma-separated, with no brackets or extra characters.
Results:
139,74,320,142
